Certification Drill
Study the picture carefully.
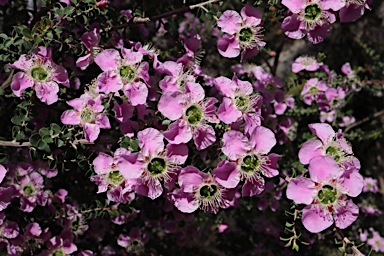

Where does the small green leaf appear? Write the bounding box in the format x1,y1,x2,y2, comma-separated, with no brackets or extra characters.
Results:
50,123,61,135
30,133,42,147
130,139,139,151
11,116,21,125
42,135,53,144
39,128,50,137
0,153,8,164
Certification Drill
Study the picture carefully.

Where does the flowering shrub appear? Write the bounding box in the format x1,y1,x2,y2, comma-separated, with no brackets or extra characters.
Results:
0,0,383,255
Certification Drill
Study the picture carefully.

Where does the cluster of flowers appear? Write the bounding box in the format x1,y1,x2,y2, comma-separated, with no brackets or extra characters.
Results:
293,56,360,124
286,123,364,233
281,0,372,44
360,228,384,253
2,1,378,253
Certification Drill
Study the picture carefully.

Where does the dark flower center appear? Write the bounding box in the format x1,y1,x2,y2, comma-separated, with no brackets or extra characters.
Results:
317,185,337,204
23,185,35,195
185,105,203,125
235,95,249,112
108,170,124,185
304,4,322,21
239,27,253,43
148,157,166,175
80,108,95,123
241,154,260,173
199,184,218,199
120,65,135,81
53,251,64,256
326,146,341,162
31,66,48,81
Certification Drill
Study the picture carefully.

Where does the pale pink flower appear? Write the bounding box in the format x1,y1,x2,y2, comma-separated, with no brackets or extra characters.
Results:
9,46,69,104
217,4,265,61
287,156,363,233
213,127,280,197
60,93,111,142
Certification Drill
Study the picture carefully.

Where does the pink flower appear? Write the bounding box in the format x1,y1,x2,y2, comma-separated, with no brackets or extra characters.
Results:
76,28,101,70
298,123,358,167
8,46,69,104
213,75,262,136
281,0,345,44
94,47,149,105
169,166,235,213
301,78,328,106
213,127,280,197
117,128,188,199
158,85,219,150
60,93,111,142
14,171,48,212
217,4,265,61
362,177,379,193
117,227,147,253
90,148,136,203
339,0,372,23
286,156,363,233
291,56,322,73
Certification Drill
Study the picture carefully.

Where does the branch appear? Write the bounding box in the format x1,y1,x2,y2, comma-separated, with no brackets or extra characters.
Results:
103,0,223,32
344,109,384,133
335,227,365,256
0,138,116,147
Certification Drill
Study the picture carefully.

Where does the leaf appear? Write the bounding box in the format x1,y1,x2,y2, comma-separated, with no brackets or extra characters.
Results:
50,123,61,135
39,128,50,137
11,116,21,125
0,153,8,164
29,133,42,147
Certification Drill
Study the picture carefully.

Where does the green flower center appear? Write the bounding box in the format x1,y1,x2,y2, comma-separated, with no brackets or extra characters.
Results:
326,146,341,162
241,154,260,173
304,4,322,21
317,185,337,204
120,66,135,81
80,108,95,123
239,27,253,43
23,185,34,195
185,105,203,125
31,66,48,81
53,251,64,256
309,87,318,95
108,170,124,185
199,184,218,199
235,95,249,112
148,157,166,175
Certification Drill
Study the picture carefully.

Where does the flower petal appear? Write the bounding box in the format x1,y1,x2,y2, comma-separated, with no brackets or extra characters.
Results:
302,205,334,233
286,177,316,205
308,156,342,183
138,128,164,156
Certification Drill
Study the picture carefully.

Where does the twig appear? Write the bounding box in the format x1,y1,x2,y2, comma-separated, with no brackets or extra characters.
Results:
335,227,365,256
103,0,223,32
344,109,384,133
0,138,116,147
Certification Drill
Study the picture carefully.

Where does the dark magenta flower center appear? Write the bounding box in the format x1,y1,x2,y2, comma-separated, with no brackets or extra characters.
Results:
108,170,124,185
31,66,48,81
186,105,203,125
241,154,260,173
304,4,322,21
239,27,253,43
148,157,166,175
317,185,337,204
199,184,218,199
